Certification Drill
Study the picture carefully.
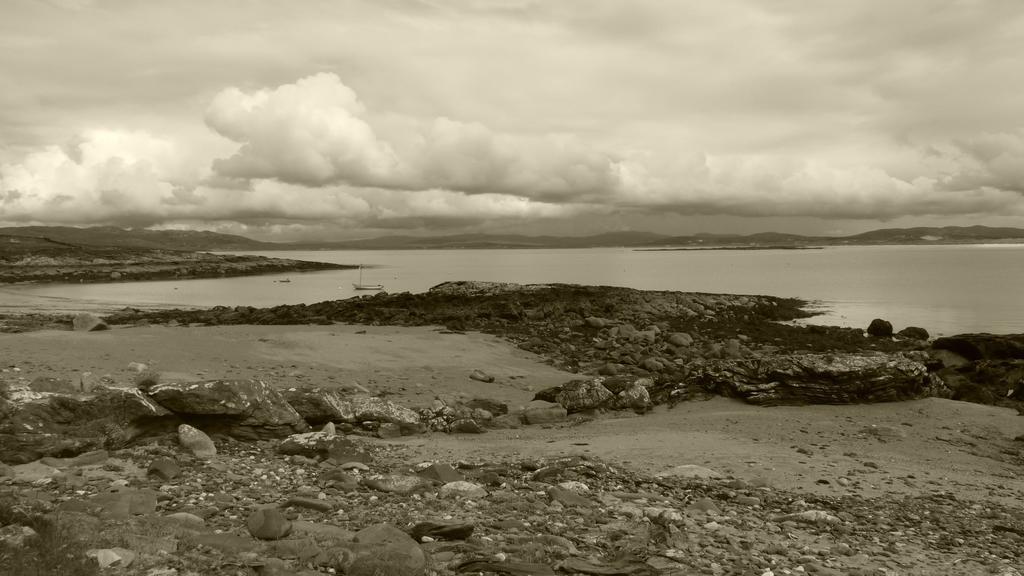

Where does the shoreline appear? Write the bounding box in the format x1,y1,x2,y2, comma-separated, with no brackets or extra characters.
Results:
1,282,1022,575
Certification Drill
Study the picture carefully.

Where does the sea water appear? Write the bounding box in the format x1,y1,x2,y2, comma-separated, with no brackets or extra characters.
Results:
2,244,1022,336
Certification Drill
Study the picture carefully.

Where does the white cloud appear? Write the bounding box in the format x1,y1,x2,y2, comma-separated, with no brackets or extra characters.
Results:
3,0,1024,236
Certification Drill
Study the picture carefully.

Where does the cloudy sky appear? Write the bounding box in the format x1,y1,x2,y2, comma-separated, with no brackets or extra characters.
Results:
1,0,1023,240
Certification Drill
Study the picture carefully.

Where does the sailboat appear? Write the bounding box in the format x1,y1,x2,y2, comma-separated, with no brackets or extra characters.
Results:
352,265,383,291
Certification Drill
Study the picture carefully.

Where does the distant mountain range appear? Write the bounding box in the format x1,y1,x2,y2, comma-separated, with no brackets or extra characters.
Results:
2,225,1023,252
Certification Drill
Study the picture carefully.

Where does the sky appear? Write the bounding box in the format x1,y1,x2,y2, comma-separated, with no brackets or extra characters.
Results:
1,0,1023,241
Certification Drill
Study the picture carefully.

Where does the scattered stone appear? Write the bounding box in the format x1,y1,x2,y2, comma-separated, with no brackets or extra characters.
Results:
668,332,694,347
547,485,591,507
286,496,335,512
341,523,426,576
178,424,216,460
773,510,841,525
148,457,181,481
464,398,508,415
654,465,723,479
90,489,159,519
469,369,495,383
86,547,136,568
439,481,488,499
247,506,293,540
522,400,567,425
73,312,109,332
861,425,907,440
417,463,464,484
362,474,434,495
0,525,37,547
410,521,475,542
165,512,205,526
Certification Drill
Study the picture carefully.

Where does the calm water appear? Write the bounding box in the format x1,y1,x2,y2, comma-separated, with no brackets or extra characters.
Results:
2,245,1022,336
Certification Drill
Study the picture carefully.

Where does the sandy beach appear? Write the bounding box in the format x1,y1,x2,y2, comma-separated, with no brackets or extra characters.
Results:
5,323,1021,504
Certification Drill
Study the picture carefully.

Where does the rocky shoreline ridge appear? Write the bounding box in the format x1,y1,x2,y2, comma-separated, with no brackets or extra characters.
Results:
0,234,352,284
2,281,1023,575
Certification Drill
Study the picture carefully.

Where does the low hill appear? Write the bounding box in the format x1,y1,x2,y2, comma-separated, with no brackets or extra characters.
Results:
0,226,272,251
2,225,1022,252
0,234,350,284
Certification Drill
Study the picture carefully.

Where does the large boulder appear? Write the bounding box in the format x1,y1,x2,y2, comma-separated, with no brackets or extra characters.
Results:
147,379,307,439
332,395,424,435
684,353,933,405
866,319,894,338
896,326,930,341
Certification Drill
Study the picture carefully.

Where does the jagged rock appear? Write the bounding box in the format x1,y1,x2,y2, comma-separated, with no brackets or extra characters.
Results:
554,378,613,413
932,333,1024,361
281,386,350,425
178,424,216,460
936,359,1024,405
522,400,567,425
866,318,893,337
897,326,930,340
613,381,652,412
680,353,931,405
73,312,108,332
464,398,508,415
148,379,307,439
417,463,465,483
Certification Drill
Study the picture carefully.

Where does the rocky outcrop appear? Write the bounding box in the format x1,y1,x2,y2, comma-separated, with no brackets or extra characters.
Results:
674,353,935,406
932,334,1024,361
930,334,1024,408
148,379,307,439
0,385,174,464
